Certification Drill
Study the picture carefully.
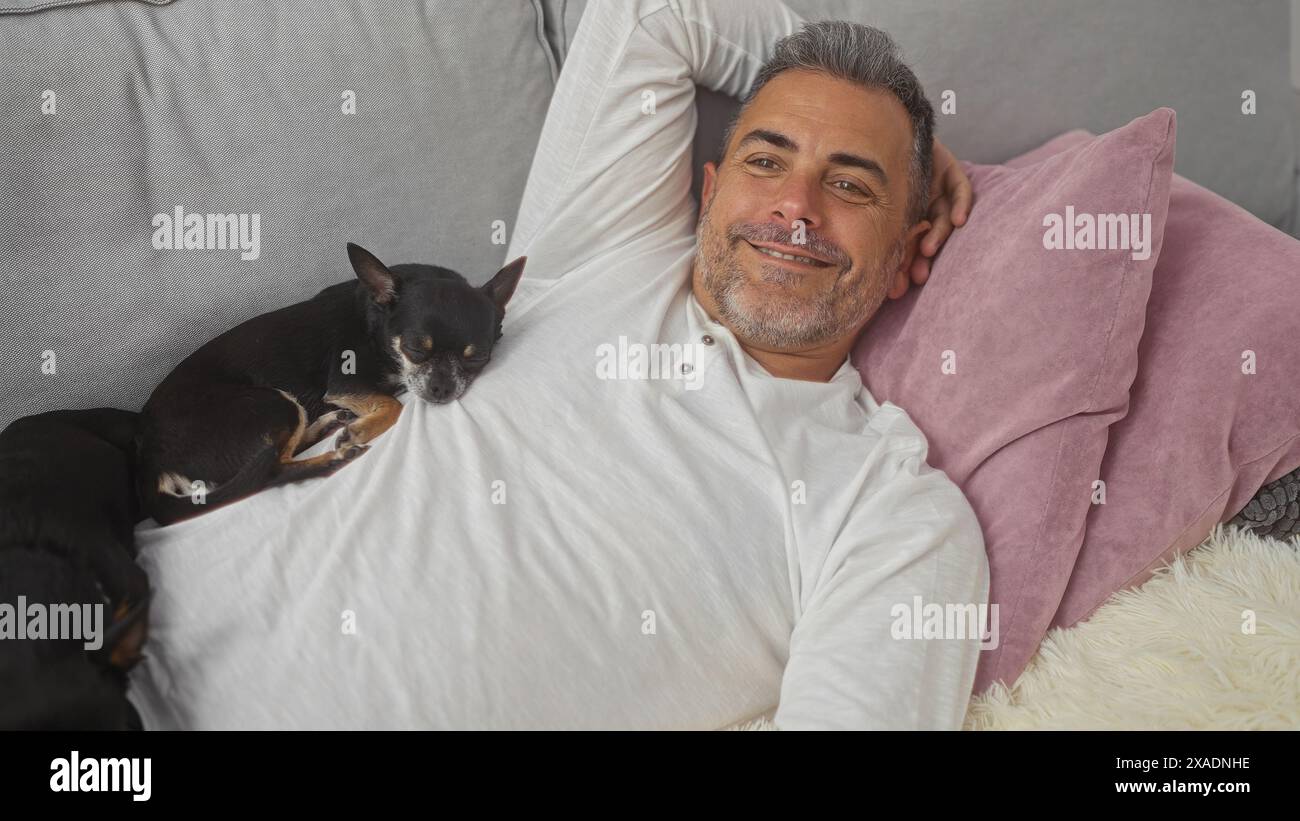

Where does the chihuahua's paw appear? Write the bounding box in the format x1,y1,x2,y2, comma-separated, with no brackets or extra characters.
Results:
334,421,372,450
314,409,352,435
320,408,356,428
335,443,368,461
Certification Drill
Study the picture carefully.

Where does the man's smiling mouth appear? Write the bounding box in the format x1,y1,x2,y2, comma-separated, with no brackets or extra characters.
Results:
744,240,833,268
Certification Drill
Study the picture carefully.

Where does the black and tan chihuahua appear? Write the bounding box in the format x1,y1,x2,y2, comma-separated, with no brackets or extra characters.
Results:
136,243,526,526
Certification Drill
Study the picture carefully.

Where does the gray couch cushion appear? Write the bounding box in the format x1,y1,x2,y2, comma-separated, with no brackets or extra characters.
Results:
561,0,1298,235
0,0,167,12
0,0,557,427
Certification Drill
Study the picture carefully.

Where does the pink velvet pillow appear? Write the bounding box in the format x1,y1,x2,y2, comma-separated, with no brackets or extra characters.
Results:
1011,131,1300,631
851,109,1176,693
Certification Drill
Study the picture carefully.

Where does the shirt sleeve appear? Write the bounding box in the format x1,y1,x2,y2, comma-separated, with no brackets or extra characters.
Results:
505,0,805,278
773,447,991,731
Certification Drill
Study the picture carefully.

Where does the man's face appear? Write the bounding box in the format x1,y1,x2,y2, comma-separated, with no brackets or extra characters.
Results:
695,69,929,351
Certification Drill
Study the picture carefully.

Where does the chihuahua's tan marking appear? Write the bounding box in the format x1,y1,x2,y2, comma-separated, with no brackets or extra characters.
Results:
297,408,353,454
274,389,309,461
108,599,149,671
325,392,403,446
156,390,308,497
285,449,358,469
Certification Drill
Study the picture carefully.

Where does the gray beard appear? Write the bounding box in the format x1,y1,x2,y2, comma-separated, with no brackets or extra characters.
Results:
695,198,904,349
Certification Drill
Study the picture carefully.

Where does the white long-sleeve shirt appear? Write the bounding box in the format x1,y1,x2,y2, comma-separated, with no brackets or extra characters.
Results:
127,0,988,730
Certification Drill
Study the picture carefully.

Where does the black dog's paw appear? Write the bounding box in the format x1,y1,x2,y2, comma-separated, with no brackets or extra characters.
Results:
334,426,355,450
335,419,376,450
335,443,368,461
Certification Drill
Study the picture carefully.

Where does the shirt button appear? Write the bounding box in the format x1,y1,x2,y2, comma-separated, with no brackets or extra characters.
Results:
681,363,694,375
701,334,714,345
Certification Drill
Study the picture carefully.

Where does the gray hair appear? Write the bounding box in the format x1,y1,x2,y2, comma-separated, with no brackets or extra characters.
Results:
719,21,935,226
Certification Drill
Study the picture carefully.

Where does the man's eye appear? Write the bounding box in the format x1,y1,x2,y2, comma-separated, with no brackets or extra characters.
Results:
834,180,869,196
747,157,779,170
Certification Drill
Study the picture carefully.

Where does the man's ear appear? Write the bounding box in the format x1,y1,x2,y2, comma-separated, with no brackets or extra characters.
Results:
887,219,932,300
700,161,718,206
348,242,399,305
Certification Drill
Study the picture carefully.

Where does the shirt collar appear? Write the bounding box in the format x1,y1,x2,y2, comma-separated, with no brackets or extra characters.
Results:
685,288,862,388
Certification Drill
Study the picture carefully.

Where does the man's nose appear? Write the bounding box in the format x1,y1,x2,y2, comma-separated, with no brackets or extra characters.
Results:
769,172,825,234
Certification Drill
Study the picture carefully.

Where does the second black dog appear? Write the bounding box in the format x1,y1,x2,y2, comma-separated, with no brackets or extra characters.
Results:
0,408,150,730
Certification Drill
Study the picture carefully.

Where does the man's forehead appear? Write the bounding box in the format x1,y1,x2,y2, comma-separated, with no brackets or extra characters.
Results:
734,69,912,168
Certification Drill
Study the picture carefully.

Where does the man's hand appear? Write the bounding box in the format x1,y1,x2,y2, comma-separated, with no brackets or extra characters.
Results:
908,138,973,285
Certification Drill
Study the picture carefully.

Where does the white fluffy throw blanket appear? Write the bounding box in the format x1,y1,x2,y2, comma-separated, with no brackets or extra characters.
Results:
729,525,1300,730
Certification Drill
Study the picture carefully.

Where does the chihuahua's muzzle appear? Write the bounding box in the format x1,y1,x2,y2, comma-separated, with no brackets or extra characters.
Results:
399,349,473,404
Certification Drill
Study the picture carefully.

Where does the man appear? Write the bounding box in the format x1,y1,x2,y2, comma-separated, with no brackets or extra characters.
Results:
128,0,987,730
694,22,970,381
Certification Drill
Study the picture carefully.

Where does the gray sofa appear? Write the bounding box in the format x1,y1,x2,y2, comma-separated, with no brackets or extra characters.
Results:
2,0,1297,428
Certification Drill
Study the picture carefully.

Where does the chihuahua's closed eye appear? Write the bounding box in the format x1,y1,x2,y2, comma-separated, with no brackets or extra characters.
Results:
136,243,526,526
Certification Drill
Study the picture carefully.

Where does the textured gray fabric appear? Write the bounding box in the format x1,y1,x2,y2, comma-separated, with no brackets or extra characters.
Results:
0,0,555,428
531,0,562,84
0,0,167,13
563,0,1299,233
1230,468,1300,540
538,0,572,66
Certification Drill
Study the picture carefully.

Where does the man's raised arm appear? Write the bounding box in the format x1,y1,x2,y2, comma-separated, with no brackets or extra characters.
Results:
506,0,804,277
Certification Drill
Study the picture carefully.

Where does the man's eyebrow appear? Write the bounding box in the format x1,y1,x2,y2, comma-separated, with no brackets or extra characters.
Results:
735,128,889,186
826,151,888,186
736,128,798,153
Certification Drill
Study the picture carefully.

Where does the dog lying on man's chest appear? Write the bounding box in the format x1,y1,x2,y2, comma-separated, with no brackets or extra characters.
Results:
136,243,526,526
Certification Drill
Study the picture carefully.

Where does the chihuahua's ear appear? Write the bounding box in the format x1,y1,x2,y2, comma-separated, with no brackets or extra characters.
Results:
481,256,526,313
347,242,399,305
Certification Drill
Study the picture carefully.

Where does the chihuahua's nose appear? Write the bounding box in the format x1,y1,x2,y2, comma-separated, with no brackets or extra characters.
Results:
427,382,453,402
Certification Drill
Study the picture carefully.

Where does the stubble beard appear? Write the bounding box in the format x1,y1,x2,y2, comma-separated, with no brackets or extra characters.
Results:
694,192,905,350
